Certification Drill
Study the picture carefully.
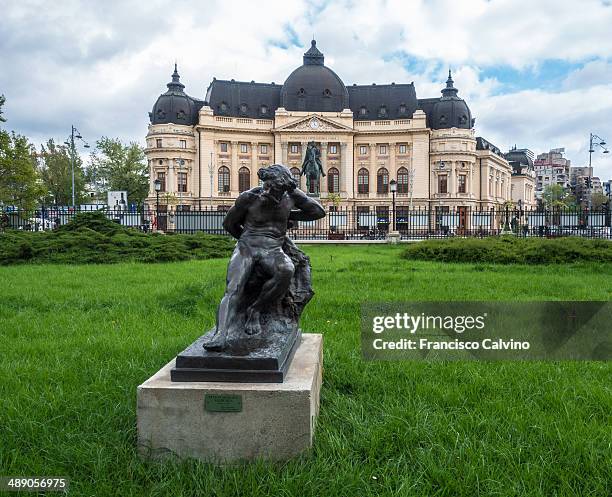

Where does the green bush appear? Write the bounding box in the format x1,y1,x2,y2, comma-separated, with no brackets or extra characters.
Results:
0,212,234,265
402,236,612,264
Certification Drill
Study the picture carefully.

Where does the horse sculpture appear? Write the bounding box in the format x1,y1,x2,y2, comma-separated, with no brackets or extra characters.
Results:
301,141,325,194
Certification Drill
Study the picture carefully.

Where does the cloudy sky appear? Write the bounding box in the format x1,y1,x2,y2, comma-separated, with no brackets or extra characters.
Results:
1,0,612,179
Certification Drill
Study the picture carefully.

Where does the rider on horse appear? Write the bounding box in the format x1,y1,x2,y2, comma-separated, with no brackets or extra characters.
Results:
300,141,325,194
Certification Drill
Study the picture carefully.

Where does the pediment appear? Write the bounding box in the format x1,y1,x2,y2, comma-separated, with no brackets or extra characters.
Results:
275,115,353,132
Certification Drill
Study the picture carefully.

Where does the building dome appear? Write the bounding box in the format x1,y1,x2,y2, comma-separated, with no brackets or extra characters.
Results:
431,70,472,130
150,64,200,125
280,40,349,112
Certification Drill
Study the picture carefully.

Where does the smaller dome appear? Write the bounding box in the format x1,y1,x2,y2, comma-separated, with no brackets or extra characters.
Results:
150,64,199,125
431,70,472,130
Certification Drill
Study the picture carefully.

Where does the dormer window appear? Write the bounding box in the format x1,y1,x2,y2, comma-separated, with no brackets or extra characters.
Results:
459,115,467,125
378,106,387,117
439,115,447,125
156,109,166,119
177,110,186,120
298,88,306,96
220,102,228,112
260,105,268,115
240,103,248,113
399,104,406,114
323,88,331,97
360,106,367,116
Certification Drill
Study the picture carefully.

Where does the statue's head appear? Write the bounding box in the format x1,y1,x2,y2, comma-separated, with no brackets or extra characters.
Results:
258,164,297,193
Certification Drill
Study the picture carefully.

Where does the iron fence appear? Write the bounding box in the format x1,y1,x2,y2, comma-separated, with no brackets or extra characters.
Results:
1,205,611,240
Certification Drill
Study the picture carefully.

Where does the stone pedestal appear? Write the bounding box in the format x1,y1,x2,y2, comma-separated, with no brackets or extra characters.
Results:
387,231,401,244
137,334,323,463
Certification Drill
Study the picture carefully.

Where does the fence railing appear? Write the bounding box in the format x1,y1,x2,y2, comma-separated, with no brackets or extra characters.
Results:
2,205,611,240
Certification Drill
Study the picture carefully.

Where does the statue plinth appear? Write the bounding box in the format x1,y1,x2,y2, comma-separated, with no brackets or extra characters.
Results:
171,327,301,382
138,334,323,463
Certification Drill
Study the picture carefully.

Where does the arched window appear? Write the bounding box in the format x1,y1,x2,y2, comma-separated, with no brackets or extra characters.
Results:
218,166,230,192
357,168,369,194
290,167,301,188
327,167,339,193
238,167,250,192
397,167,410,194
377,168,389,194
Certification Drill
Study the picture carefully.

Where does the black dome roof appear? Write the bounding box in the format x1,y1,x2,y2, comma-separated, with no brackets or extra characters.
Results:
431,71,472,130
149,65,202,125
280,40,349,112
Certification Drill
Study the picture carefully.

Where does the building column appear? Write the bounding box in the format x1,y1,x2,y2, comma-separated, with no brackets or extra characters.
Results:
281,142,288,165
320,141,328,194
340,142,348,195
251,141,258,189
167,159,175,193
231,141,239,195
449,161,455,195
370,143,377,197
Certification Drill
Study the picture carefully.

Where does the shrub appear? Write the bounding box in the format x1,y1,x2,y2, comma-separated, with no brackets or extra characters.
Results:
402,236,612,264
0,212,234,265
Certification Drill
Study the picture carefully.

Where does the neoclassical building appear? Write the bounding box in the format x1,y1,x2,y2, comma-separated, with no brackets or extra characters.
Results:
145,40,532,217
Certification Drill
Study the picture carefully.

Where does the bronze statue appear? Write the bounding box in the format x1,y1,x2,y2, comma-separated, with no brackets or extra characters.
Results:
301,141,325,194
203,164,325,352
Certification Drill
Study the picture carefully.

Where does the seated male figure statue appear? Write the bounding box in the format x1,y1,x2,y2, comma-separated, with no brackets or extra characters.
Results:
204,164,325,351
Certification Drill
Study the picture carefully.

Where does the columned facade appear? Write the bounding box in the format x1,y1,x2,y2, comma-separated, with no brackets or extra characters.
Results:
145,41,518,212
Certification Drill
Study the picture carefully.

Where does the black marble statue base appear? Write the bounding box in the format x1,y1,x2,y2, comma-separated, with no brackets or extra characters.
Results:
170,328,302,383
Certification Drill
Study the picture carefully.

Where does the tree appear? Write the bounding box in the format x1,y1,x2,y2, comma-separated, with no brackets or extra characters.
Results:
90,137,149,206
542,184,575,208
590,192,609,209
38,138,86,206
0,130,44,209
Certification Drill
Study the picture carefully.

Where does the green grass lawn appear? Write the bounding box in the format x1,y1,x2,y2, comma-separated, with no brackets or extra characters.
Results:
0,245,611,496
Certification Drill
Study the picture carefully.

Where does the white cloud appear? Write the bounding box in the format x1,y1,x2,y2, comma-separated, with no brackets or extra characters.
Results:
1,0,611,180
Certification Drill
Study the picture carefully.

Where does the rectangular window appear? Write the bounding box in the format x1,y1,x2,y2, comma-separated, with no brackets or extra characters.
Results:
156,138,162,148
399,144,407,154
458,175,467,193
177,172,188,193
329,144,337,154
376,206,390,231
359,145,367,155
220,142,228,153
260,144,268,154
438,175,448,194
379,145,387,155
357,206,371,229
290,144,299,154
156,172,166,192
240,143,248,153
180,140,186,149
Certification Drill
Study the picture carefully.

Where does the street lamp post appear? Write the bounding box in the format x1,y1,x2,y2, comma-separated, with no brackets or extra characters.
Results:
154,179,161,213
589,132,609,168
64,125,90,208
154,178,161,232
390,179,397,231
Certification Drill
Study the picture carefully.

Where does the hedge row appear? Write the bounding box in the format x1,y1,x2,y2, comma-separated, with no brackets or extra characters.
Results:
402,236,612,264
0,212,234,265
